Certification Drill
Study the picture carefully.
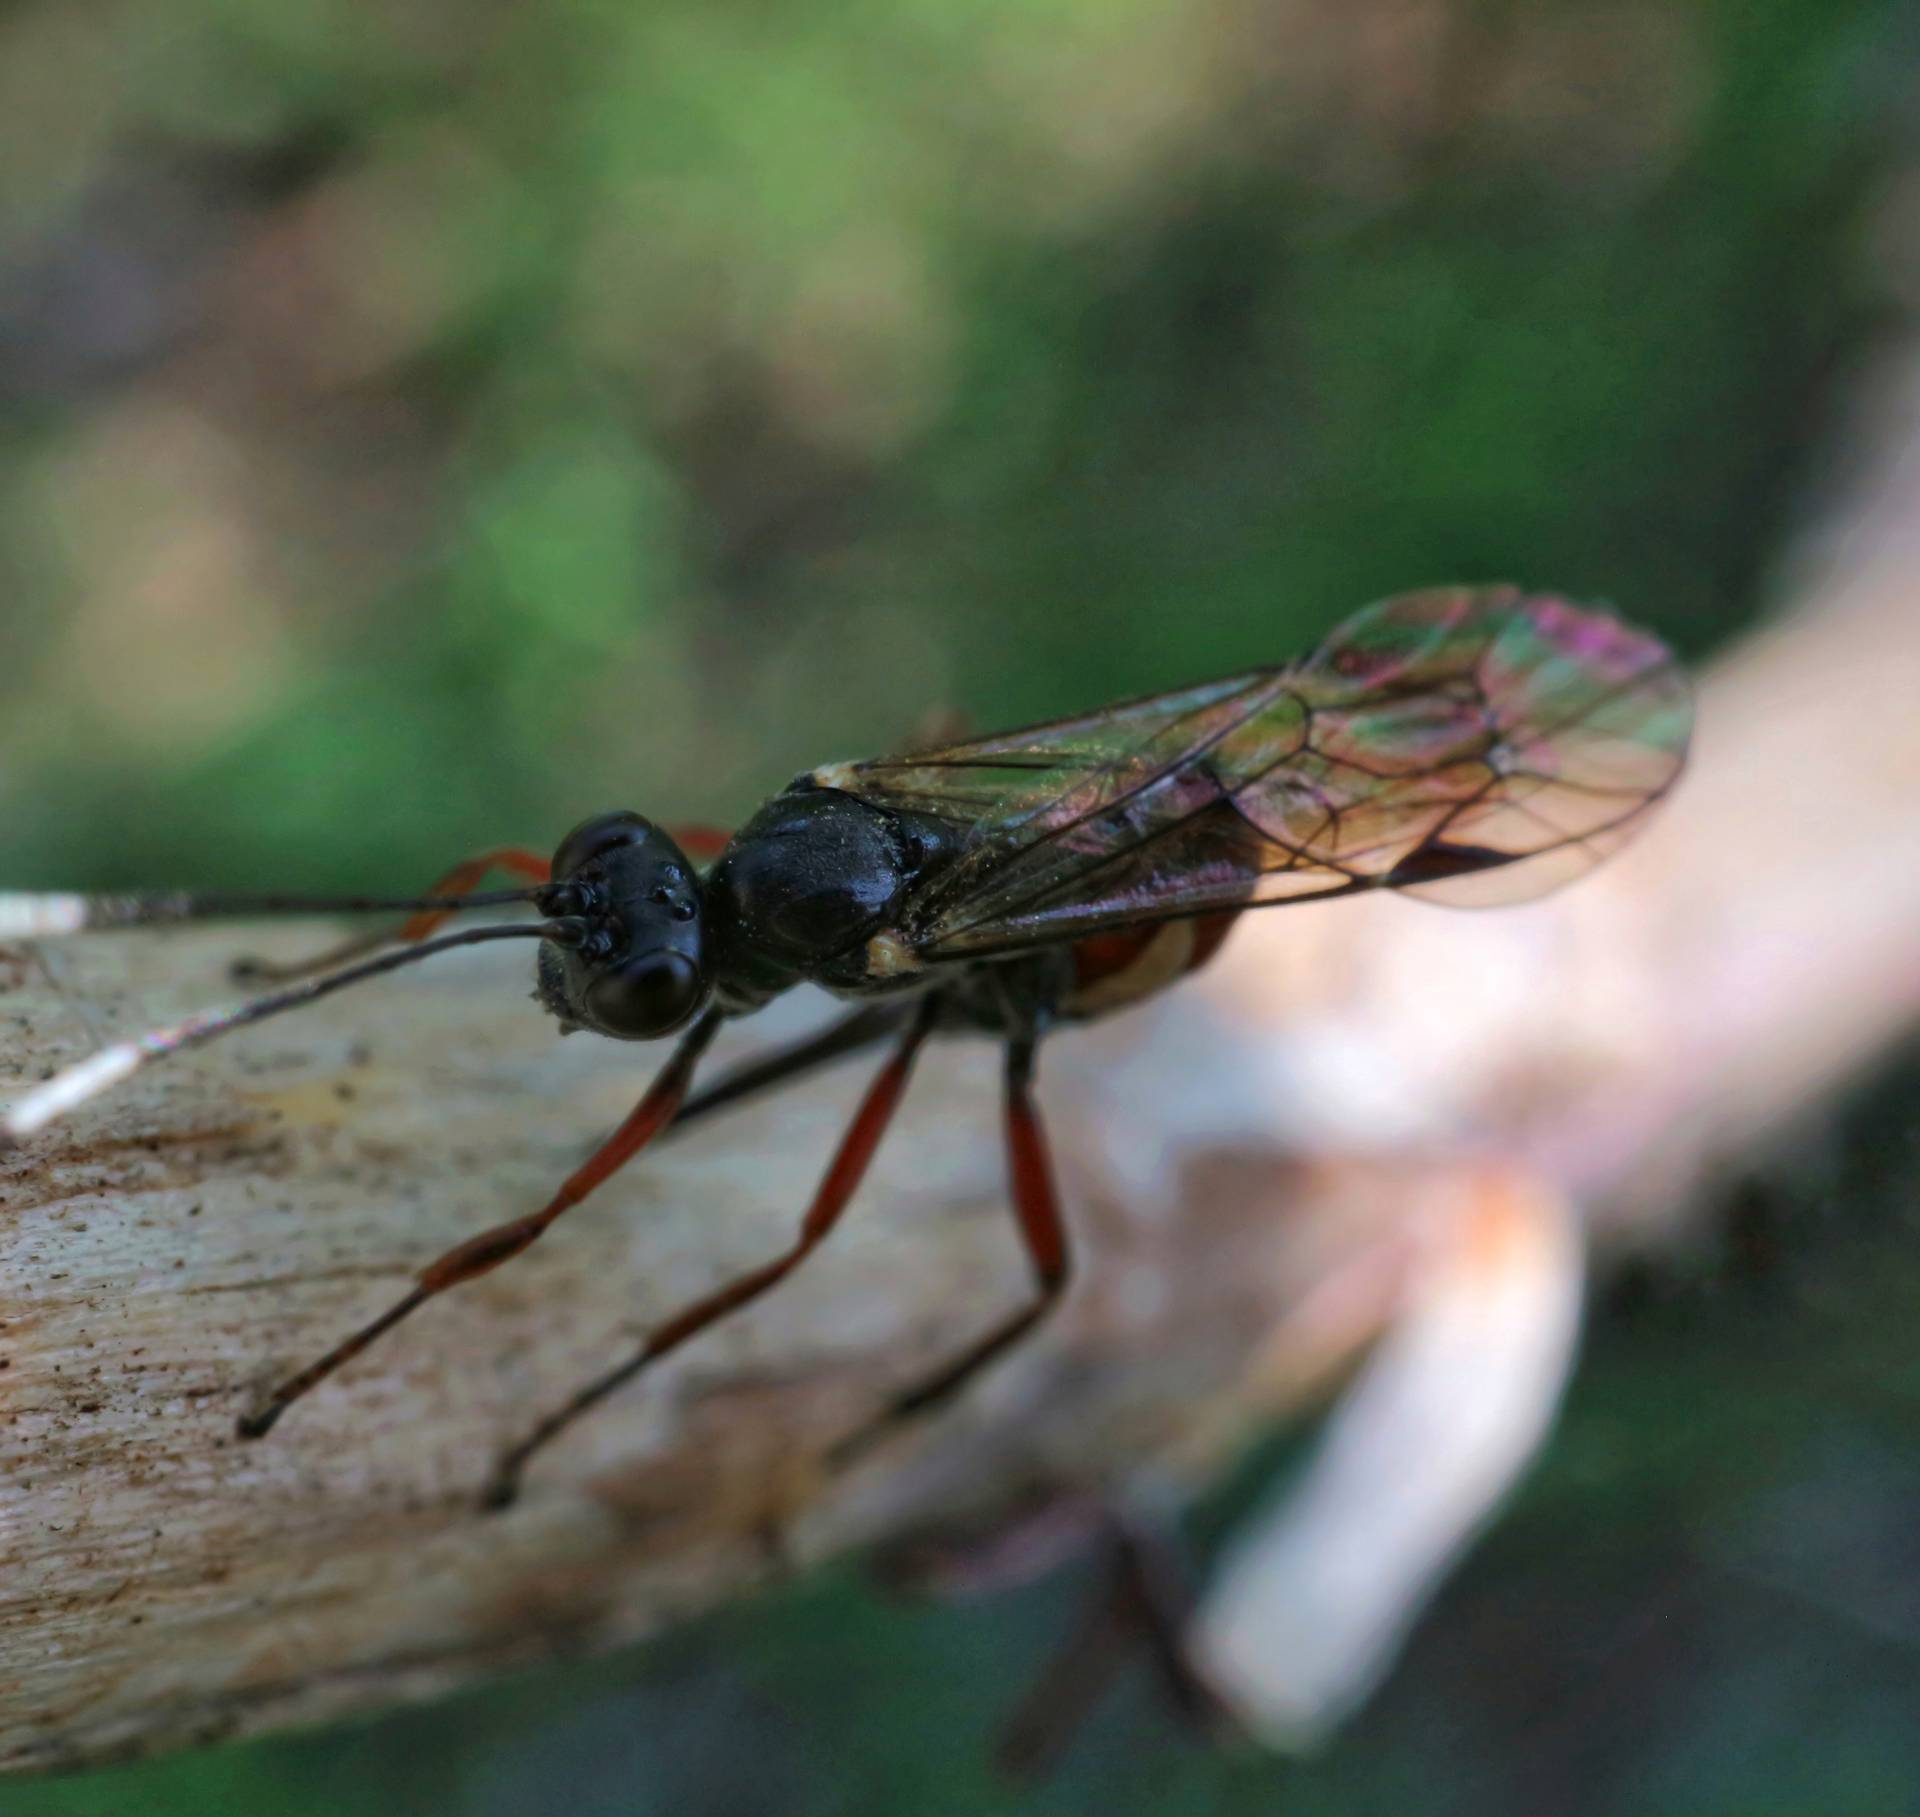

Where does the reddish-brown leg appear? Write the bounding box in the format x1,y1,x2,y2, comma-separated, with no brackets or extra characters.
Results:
667,1003,906,1138
234,846,555,983
828,1033,1068,1469
480,993,941,1508
666,824,732,864
390,825,727,927
235,830,729,984
996,1518,1242,1782
237,1008,724,1438
390,847,553,942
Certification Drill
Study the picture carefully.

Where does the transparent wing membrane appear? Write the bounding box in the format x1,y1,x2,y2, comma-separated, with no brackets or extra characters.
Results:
822,588,1691,956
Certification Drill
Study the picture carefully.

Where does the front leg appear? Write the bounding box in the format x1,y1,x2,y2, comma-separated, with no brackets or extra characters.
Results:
232,846,555,984
481,992,943,1508
236,1009,723,1437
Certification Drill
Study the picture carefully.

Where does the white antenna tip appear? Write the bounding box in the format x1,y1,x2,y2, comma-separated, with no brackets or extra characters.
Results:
0,893,93,938
4,1044,144,1140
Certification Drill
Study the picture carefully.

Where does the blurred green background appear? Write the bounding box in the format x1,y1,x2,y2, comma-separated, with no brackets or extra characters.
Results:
2,0,1917,1810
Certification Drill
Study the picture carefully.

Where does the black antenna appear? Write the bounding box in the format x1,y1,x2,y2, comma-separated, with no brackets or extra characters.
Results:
1,920,582,1144
0,886,546,938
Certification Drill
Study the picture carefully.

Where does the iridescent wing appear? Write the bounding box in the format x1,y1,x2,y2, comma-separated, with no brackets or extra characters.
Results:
815,587,1691,960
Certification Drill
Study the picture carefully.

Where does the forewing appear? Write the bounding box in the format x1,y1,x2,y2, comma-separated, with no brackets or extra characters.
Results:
1245,585,1693,908
814,664,1304,908
815,671,1284,827
822,587,1691,958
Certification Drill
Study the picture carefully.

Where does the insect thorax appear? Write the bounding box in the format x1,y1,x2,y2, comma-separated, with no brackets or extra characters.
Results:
704,784,962,1010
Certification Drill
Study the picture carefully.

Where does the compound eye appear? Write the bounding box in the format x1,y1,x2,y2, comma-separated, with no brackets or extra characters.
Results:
553,811,652,880
583,951,703,1038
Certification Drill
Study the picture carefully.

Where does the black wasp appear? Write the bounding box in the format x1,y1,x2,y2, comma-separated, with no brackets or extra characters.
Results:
0,587,1689,1506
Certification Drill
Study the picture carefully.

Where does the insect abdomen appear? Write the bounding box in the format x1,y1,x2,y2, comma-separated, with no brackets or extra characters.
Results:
1061,910,1239,1018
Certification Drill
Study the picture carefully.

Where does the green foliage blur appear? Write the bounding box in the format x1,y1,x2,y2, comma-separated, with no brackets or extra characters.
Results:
1,0,1915,1811
0,0,1900,893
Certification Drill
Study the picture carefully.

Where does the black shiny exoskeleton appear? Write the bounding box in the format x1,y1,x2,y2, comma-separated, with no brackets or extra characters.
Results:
533,792,1047,1045
703,786,968,1008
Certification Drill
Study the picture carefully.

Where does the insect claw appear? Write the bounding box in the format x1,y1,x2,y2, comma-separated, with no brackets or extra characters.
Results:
478,1466,523,1513
235,1403,284,1441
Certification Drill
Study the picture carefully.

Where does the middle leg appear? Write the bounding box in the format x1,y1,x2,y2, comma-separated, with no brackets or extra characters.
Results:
829,1032,1069,1469
666,1002,908,1139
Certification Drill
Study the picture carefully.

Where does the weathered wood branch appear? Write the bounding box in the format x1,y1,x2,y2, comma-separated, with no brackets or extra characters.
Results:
3,382,1918,1769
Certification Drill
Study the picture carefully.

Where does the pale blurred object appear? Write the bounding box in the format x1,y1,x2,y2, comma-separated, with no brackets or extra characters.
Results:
1192,1164,1583,1747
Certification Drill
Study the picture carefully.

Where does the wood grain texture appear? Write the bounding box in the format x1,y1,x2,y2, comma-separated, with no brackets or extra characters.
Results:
0,929,1317,1769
